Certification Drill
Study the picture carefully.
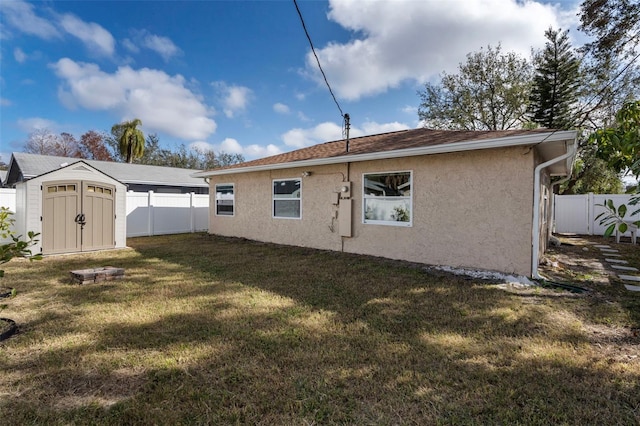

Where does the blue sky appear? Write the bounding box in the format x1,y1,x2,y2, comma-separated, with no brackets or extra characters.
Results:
1,0,583,165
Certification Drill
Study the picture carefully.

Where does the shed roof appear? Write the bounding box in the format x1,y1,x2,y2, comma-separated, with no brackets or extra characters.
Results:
6,152,208,188
193,128,577,177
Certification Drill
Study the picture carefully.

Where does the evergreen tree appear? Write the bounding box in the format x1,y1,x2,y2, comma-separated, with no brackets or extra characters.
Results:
529,28,581,129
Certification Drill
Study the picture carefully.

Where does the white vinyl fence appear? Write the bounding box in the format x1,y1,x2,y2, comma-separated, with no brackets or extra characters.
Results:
126,191,209,237
0,188,209,238
554,193,640,236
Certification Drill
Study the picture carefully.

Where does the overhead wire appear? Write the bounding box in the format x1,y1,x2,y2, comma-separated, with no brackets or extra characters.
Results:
292,0,350,142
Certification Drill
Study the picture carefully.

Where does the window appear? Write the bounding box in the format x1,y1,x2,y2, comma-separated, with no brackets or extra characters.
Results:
215,184,235,216
363,171,412,226
273,178,301,219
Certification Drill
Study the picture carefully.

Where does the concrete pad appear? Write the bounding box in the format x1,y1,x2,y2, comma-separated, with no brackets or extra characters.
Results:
594,245,611,248
624,284,640,292
605,258,629,264
611,265,639,271
618,275,640,282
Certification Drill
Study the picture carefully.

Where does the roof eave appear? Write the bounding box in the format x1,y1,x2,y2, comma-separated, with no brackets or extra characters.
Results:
192,130,578,177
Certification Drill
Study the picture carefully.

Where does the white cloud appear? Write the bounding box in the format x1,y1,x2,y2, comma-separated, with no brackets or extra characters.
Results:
0,0,60,39
282,122,344,148
305,0,568,100
59,14,115,56
123,30,181,61
273,103,290,114
1,98,12,107
297,111,311,122
141,33,180,62
360,121,410,135
13,48,27,63
402,105,418,115
51,58,217,141
189,138,281,161
17,117,57,133
122,38,139,53
282,120,410,148
214,82,253,118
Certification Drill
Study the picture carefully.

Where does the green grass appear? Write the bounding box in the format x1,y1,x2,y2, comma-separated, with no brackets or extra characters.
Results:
0,233,638,425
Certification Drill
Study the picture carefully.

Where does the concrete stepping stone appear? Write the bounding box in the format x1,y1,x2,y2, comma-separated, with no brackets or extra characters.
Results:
594,245,611,248
624,284,640,292
600,248,619,253
611,265,639,271
618,274,640,282
605,258,629,264
604,254,623,258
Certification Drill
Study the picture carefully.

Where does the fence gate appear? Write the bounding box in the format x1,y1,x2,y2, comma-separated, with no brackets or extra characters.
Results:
42,180,115,254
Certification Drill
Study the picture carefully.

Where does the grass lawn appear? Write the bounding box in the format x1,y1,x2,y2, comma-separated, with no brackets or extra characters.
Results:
0,233,638,424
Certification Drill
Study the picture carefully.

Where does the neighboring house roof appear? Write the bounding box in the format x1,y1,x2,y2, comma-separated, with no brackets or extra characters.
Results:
193,128,577,178
6,152,208,188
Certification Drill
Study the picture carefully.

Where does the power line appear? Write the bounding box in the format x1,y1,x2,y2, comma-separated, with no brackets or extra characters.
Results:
292,0,345,119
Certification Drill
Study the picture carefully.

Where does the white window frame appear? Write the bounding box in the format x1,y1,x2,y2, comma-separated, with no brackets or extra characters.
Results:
215,183,235,217
362,170,413,227
272,178,302,219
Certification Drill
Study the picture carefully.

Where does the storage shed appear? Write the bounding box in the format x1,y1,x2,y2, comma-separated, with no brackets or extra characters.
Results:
14,161,126,255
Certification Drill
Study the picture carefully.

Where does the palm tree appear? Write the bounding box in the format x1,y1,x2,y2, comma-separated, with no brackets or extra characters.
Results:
112,119,145,163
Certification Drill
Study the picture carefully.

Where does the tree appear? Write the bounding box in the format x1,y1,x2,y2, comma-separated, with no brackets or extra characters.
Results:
77,131,113,161
215,152,245,167
24,129,81,157
418,44,533,130
112,119,145,163
580,0,640,63
56,132,79,157
24,129,59,155
529,28,581,129
562,143,623,194
577,0,640,130
591,100,640,176
138,133,162,165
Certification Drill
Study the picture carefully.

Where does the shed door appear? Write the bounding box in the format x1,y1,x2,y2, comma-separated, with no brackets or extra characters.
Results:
42,181,82,255
42,180,116,254
82,182,115,251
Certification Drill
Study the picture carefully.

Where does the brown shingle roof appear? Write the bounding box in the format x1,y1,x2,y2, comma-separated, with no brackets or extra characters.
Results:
210,128,557,173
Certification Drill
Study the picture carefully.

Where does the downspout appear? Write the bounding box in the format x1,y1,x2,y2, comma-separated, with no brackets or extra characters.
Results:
531,141,576,279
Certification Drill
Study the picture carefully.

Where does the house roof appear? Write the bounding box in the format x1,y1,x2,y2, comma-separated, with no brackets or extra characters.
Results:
193,128,577,178
6,152,208,188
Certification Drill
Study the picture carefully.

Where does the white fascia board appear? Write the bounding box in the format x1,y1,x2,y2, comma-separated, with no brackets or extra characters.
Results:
192,130,577,178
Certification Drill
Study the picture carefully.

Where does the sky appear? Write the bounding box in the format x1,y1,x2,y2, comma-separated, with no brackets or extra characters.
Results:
0,0,584,165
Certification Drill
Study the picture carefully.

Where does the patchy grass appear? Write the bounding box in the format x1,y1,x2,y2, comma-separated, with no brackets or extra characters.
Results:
0,233,638,425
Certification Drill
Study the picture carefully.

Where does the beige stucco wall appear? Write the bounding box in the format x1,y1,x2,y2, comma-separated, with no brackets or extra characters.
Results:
209,146,536,275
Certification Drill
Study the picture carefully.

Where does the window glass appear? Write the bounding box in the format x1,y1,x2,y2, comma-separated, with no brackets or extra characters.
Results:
273,179,301,219
215,184,235,216
363,171,412,226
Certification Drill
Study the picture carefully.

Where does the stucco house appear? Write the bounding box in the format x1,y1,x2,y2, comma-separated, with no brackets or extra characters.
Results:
194,128,577,277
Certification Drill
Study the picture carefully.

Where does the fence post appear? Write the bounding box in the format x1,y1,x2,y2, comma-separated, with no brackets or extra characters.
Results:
588,192,594,235
148,190,154,237
190,192,195,233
